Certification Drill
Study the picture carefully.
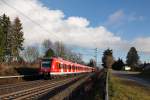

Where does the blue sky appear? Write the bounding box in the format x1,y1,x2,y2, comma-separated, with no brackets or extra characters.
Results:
41,0,150,40
39,0,150,63
0,0,149,64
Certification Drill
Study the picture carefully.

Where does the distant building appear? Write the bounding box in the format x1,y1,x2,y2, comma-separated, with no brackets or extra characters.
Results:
124,66,131,71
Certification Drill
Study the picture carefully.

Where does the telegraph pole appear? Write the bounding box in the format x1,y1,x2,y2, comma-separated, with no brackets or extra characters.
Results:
94,48,97,67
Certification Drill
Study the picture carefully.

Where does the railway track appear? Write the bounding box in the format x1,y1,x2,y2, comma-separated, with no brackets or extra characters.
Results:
0,79,60,95
0,75,84,100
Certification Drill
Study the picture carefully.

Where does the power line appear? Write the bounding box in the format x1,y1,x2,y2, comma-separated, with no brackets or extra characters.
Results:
1,0,100,50
0,0,61,40
1,0,103,61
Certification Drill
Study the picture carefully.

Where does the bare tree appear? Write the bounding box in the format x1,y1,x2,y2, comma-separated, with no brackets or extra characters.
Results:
42,39,53,52
23,46,39,63
41,40,85,64
53,41,66,57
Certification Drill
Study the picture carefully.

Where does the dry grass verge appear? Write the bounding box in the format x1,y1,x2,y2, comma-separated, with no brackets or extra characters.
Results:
0,63,40,85
109,74,150,100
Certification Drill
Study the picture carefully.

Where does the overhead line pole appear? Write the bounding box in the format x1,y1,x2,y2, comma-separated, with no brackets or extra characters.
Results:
94,48,97,67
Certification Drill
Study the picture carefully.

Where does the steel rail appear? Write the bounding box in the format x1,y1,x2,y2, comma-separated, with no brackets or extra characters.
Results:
15,78,75,100
0,77,70,95
0,80,50,95
0,75,83,100
0,78,71,99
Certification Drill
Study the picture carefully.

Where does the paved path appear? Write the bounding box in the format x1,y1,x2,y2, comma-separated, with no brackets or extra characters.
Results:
112,70,150,88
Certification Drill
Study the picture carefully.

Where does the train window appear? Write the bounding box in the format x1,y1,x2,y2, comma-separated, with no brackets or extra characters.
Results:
42,58,52,68
58,63,61,69
69,65,71,70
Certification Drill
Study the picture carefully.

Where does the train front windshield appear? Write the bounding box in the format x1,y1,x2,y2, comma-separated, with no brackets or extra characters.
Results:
42,59,52,68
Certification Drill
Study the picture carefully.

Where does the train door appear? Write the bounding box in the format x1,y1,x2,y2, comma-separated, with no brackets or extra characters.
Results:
40,58,53,79
41,58,53,72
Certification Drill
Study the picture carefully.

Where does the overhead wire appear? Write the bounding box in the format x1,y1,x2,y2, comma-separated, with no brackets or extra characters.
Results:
0,0,61,40
0,0,102,60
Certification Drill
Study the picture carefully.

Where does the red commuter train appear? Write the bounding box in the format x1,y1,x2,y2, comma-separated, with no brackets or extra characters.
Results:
39,57,95,78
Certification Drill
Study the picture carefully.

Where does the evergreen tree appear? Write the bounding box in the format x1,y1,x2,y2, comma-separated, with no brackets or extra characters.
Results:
0,14,11,62
0,24,5,62
0,14,24,62
112,58,125,70
11,17,24,61
87,59,96,67
44,48,55,58
126,47,139,70
102,49,114,68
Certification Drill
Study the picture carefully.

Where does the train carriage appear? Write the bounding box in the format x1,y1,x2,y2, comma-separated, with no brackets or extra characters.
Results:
39,57,95,78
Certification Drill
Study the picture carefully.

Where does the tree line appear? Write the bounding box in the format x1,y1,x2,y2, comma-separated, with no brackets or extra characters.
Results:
0,14,85,65
23,39,85,64
0,14,24,63
102,47,140,71
1,14,141,69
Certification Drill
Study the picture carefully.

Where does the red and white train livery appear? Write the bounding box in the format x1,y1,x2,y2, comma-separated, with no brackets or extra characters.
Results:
39,57,95,77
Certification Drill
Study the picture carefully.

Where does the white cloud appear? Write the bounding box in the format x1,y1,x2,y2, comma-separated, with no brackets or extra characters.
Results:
66,17,89,27
106,10,125,26
128,15,143,21
132,37,150,53
0,0,149,54
105,9,144,26
0,0,123,48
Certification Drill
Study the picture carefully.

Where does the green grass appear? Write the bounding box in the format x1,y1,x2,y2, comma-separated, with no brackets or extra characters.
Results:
109,74,150,100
